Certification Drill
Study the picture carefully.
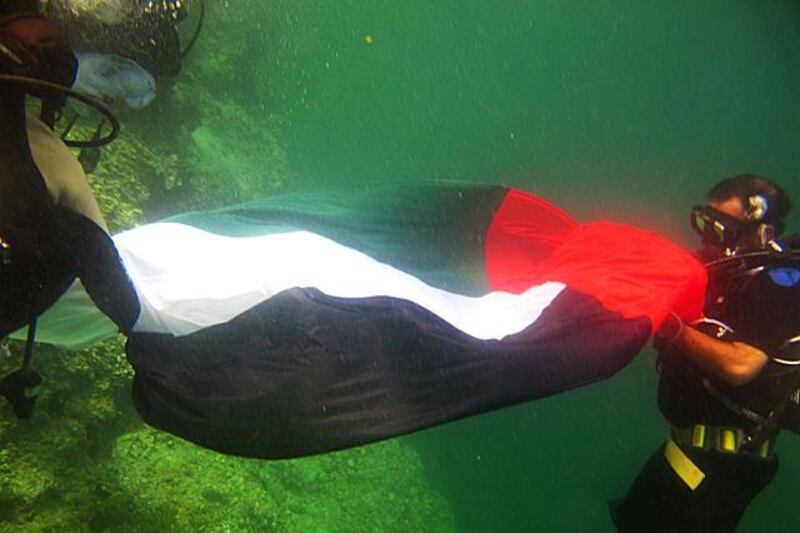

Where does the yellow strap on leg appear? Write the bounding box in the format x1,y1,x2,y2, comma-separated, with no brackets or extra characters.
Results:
665,439,706,491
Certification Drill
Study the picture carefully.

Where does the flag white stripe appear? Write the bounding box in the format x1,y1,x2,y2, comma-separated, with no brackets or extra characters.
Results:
113,223,566,341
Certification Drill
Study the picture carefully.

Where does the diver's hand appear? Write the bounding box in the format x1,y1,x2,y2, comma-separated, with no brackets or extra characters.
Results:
653,312,684,352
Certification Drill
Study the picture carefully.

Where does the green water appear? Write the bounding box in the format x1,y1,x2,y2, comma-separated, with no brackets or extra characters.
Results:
3,0,800,531
253,1,800,531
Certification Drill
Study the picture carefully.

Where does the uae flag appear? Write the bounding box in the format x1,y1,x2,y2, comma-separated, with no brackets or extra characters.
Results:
24,182,706,459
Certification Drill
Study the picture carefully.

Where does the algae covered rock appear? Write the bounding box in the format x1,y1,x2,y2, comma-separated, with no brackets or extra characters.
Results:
122,0,289,212
1,335,453,532
105,428,453,532
0,336,136,532
184,98,288,207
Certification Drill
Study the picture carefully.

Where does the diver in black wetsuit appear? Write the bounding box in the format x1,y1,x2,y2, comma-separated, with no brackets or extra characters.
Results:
613,175,800,532
0,3,139,417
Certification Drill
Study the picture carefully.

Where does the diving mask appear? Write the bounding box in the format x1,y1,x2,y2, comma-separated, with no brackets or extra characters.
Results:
690,206,745,250
691,205,778,255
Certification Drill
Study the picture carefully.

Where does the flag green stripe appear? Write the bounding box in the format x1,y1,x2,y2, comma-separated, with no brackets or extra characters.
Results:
10,281,119,350
165,182,509,294
16,182,509,349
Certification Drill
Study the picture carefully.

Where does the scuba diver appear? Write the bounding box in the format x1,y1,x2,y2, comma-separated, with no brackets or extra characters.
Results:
0,1,135,417
613,175,800,532
43,0,204,173
0,0,707,461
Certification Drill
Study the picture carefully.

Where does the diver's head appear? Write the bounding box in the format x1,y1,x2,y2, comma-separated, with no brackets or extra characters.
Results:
43,0,191,80
0,7,78,100
691,175,791,259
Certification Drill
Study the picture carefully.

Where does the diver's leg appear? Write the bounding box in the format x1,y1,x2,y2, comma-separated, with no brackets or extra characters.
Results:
612,445,681,532
613,444,778,532
698,454,778,532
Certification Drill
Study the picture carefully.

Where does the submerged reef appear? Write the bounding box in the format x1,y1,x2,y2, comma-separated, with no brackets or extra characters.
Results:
119,0,290,214
1,1,451,530
0,340,453,532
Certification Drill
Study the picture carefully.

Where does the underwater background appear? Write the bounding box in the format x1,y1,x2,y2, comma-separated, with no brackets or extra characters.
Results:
2,0,800,531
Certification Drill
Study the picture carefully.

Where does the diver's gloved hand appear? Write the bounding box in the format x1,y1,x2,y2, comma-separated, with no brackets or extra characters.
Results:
653,312,684,352
0,368,42,419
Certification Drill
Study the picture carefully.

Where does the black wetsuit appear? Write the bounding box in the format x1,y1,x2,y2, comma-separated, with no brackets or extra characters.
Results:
614,251,800,532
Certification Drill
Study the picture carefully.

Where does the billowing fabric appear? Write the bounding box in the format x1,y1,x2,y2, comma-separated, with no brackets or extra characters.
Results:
164,182,509,294
116,224,567,340
486,189,706,330
17,183,706,458
128,286,651,459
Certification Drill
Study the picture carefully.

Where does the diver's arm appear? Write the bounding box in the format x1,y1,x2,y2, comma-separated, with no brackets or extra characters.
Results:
670,325,769,386
26,114,109,233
